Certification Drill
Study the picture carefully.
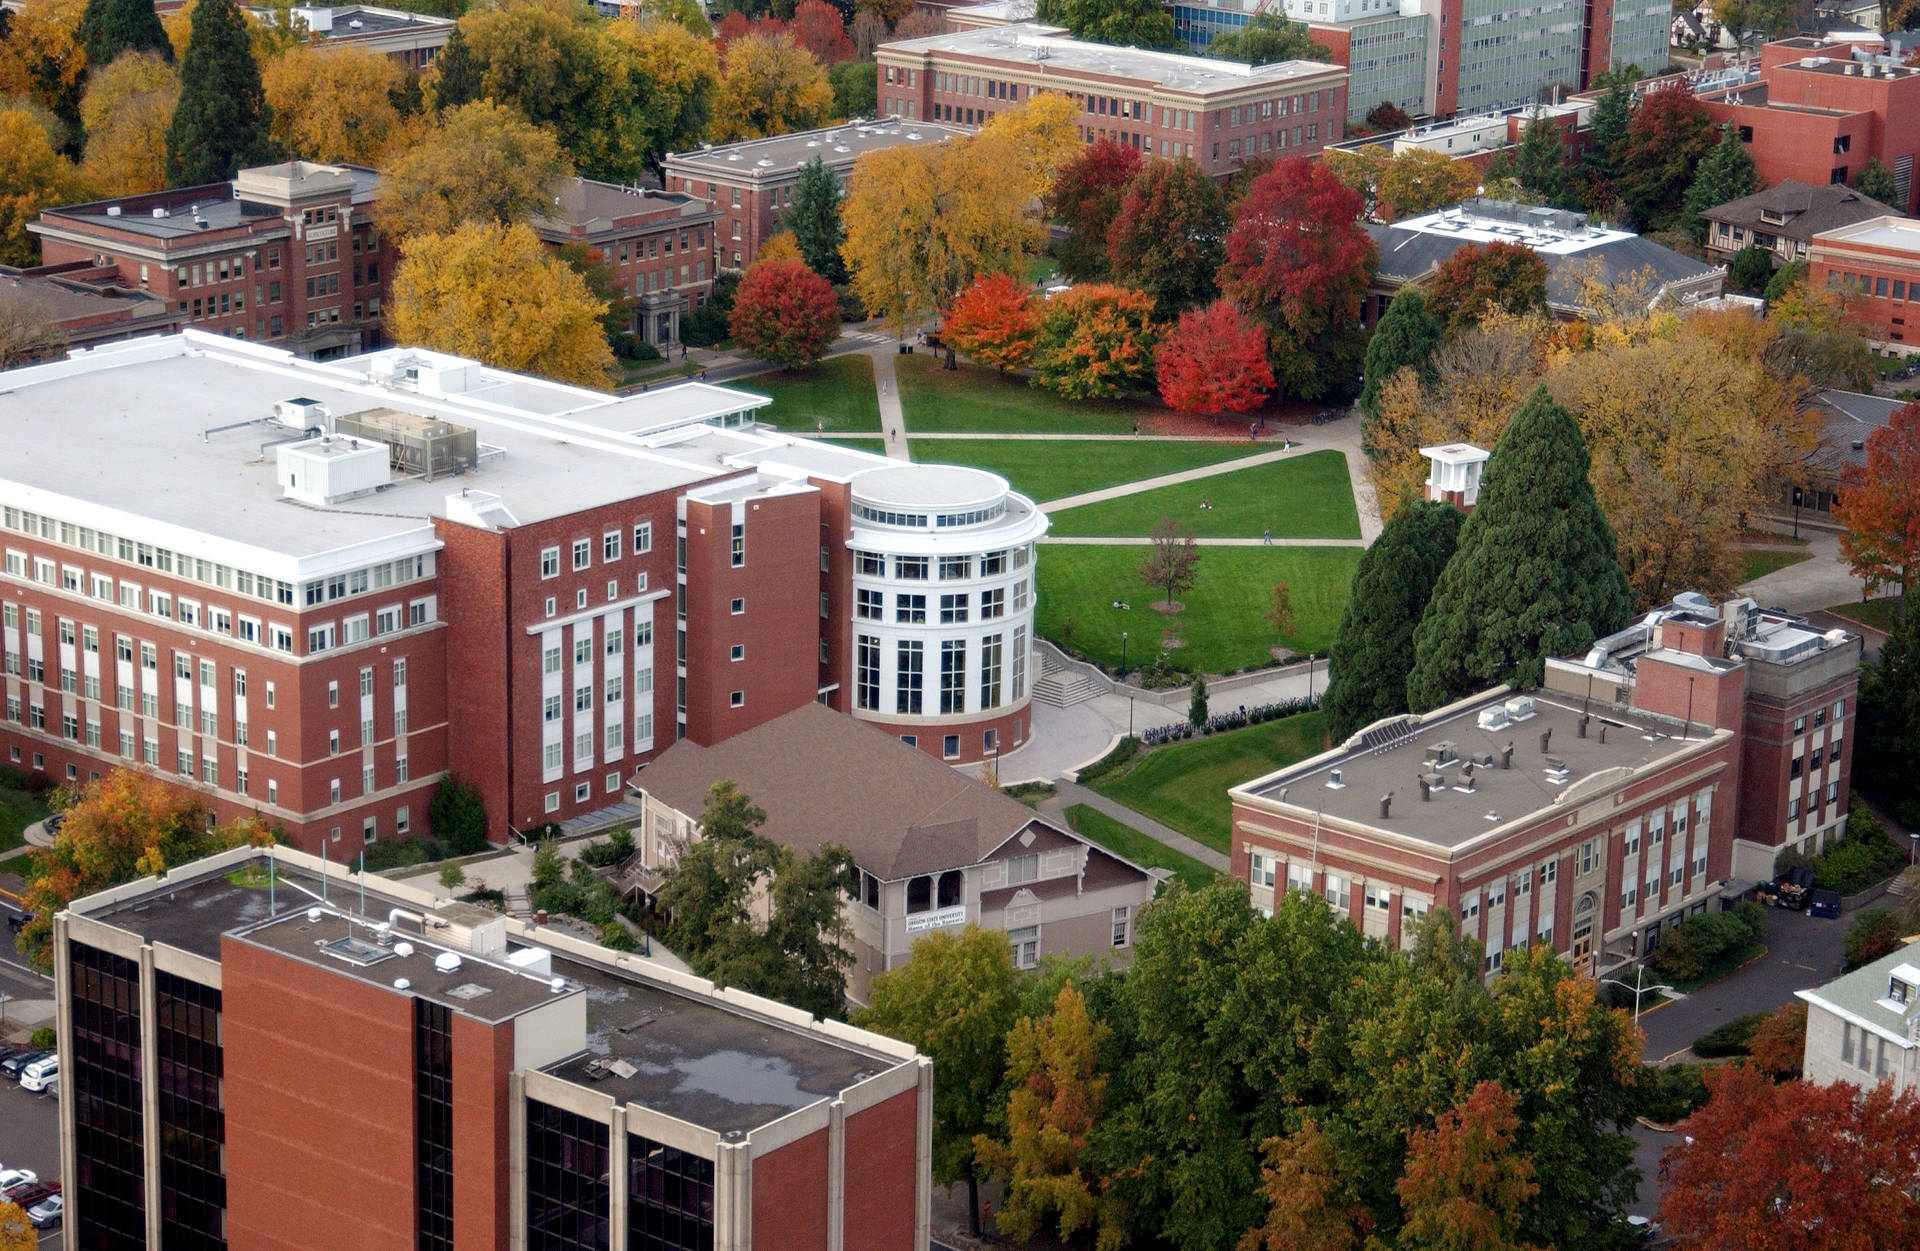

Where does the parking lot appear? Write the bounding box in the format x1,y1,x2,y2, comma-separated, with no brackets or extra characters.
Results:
0,1069,61,1243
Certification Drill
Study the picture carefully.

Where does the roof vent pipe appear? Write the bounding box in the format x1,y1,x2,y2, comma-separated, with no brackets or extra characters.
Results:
1501,742,1514,769
1578,713,1590,739
1419,777,1432,802
1380,792,1393,818
1539,727,1552,753
1597,724,1608,744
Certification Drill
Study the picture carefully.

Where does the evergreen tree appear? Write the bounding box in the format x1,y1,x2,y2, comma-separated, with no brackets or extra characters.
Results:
429,25,477,113
1405,386,1634,710
164,0,272,186
1854,156,1900,208
1857,601,1920,822
78,0,172,70
1322,501,1463,741
1514,111,1569,207
781,154,846,285
1578,73,1633,210
1763,257,1807,306
1189,673,1209,726
1729,244,1774,293
1682,123,1761,244
1358,289,1441,443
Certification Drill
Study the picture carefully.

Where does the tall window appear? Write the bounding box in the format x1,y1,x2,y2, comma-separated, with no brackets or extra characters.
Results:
980,635,1002,709
941,640,966,714
526,1101,610,1251
856,636,880,711
156,970,225,1247
896,641,923,715
730,523,744,567
416,1000,454,1251
1012,626,1027,700
627,1134,715,1251
71,942,146,1249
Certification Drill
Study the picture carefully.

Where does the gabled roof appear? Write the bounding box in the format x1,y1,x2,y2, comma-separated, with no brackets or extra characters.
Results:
637,703,1095,878
1798,940,1920,1049
1700,179,1898,240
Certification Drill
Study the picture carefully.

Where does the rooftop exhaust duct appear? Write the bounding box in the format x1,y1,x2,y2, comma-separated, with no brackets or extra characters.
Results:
1380,792,1393,818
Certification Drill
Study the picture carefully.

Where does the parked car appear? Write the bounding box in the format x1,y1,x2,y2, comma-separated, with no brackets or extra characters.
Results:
26,1192,61,1229
3,1181,56,1210
0,1049,46,1079
1810,888,1842,918
0,1044,25,1067
0,1169,36,1194
20,1054,58,1092
4,910,30,933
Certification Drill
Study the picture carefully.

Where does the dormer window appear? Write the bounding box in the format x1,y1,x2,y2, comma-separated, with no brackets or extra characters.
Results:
1891,977,1912,1006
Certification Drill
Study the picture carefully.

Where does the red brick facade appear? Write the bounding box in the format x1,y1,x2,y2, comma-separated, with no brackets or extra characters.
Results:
842,1089,924,1251
1809,217,1920,355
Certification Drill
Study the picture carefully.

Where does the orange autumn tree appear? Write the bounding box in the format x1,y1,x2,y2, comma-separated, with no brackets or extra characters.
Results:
1834,399,1920,598
942,271,1039,373
1029,283,1160,401
1658,1062,1920,1250
1396,1081,1546,1251
14,767,276,968
1156,299,1275,421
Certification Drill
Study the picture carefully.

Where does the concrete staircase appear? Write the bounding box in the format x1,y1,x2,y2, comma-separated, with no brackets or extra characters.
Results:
1031,644,1107,708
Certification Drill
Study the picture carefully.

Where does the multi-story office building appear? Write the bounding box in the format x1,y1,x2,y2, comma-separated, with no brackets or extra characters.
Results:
632,702,1156,1002
1230,580,1860,976
875,23,1350,179
51,842,932,1249
31,161,396,361
1695,37,1920,217
254,4,454,67
662,121,974,272
0,330,1044,850
1169,0,1666,125
1808,214,1920,356
530,179,724,350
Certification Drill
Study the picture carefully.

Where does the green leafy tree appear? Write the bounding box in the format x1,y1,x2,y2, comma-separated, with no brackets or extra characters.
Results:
855,926,1021,1236
1029,282,1162,400
428,774,488,854
1105,155,1227,313
164,0,272,186
1619,84,1716,232
827,58,874,120
555,240,639,351
973,982,1123,1249
1854,155,1900,207
1513,111,1569,207
1728,244,1774,293
1322,500,1463,741
658,780,782,959
1208,11,1330,63
1406,385,1634,710
1035,0,1174,48
1857,599,1920,816
1763,256,1807,306
78,0,171,68
438,861,466,893
782,153,846,284
1682,123,1761,245
1358,288,1442,433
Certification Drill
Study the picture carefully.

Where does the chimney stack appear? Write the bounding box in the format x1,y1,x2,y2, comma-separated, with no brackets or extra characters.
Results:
1578,713,1590,739
1501,742,1514,769
1539,727,1552,753
1598,723,1608,744
1380,792,1393,818
1419,777,1432,802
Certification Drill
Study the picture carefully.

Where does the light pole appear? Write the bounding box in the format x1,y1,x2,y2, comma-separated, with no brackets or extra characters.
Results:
1598,963,1685,1029
1120,630,1129,683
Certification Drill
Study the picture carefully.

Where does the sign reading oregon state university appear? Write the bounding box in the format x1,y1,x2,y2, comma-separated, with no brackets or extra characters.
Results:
905,905,968,934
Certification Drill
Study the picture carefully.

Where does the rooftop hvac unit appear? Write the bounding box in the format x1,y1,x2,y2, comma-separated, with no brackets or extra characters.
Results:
434,952,463,974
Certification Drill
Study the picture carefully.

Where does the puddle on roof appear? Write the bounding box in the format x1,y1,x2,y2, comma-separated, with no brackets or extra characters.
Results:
628,1050,813,1110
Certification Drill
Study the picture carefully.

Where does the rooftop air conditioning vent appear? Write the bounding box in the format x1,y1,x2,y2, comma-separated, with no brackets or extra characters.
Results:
393,978,411,990
393,941,414,958
107,205,122,217
307,907,323,922
152,207,168,218
1503,696,1537,721
434,952,463,974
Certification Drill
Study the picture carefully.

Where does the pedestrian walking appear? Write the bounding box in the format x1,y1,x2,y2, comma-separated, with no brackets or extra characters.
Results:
1263,526,1271,545
1132,420,1140,436
700,368,708,380
882,378,889,393
1249,421,1258,441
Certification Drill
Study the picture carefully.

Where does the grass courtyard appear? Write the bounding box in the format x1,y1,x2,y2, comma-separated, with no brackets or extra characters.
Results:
897,355,1153,434
0,786,49,880
1046,450,1361,540
909,438,1269,504
1088,712,1328,854
739,355,881,432
1826,597,1906,633
1064,804,1218,891
1737,549,1812,583
1036,545,1361,675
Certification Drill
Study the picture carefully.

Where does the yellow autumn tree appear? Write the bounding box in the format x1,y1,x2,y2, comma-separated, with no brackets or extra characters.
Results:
262,43,407,167
976,90,1082,202
390,220,614,388
620,19,720,172
1320,145,1392,218
841,141,943,337
1377,148,1480,219
0,1199,34,1251
711,31,832,141
0,108,79,266
79,49,180,197
162,0,195,60
376,100,573,241
754,231,804,267
0,0,88,123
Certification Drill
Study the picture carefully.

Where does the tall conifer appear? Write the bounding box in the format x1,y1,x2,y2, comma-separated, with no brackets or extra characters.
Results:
164,0,272,186
78,0,172,69
1322,501,1463,741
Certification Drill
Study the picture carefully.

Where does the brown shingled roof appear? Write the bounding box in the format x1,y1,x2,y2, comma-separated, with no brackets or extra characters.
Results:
636,703,1059,879
1701,179,1899,241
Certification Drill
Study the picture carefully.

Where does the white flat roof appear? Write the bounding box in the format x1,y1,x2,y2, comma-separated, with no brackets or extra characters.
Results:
1391,201,1631,256
1816,214,1920,254
878,23,1342,94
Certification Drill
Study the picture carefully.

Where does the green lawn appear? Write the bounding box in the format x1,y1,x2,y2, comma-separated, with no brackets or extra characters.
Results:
737,355,881,432
1046,450,1360,540
1064,804,1217,891
0,787,47,856
909,438,1269,505
1826,597,1906,633
1738,549,1813,583
1037,545,1361,674
1088,712,1328,853
897,355,1155,434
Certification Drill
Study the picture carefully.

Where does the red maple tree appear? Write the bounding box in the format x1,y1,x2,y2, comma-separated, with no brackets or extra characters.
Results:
1217,157,1376,398
1047,138,1144,282
787,0,854,65
1422,240,1549,334
1155,299,1273,419
1657,1062,1920,1250
1835,399,1920,597
1396,1081,1545,1251
942,272,1040,373
713,11,785,56
728,258,841,370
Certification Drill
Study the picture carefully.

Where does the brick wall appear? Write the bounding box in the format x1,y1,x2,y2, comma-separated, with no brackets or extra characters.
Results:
842,1089,921,1251
748,1129,830,1251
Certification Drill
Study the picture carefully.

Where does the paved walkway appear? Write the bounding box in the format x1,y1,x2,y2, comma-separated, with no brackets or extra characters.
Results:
869,347,910,460
1042,535,1365,547
1039,781,1229,871
1738,521,1862,614
1037,444,1312,511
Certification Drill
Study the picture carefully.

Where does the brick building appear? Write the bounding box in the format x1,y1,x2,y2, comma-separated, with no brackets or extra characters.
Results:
0,330,1045,852
0,263,184,358
1808,214,1920,356
1229,589,1860,979
632,702,1156,1002
51,843,932,1249
1700,178,1897,269
1169,0,1667,126
874,24,1349,179
31,161,396,360
254,4,454,67
662,121,973,273
1695,37,1920,217
530,179,723,350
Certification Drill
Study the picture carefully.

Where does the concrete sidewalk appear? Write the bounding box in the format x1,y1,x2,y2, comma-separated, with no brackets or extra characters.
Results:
1042,535,1364,547
1039,781,1228,871
1036,444,1310,511
870,348,909,460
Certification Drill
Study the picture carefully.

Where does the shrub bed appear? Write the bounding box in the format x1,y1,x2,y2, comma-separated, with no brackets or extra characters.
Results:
1692,1012,1768,1058
1141,695,1320,746
1647,900,1767,987
1774,802,1909,895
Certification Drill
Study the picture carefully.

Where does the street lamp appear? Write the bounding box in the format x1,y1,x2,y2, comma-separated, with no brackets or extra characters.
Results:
1598,963,1686,1029
1120,630,1129,682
